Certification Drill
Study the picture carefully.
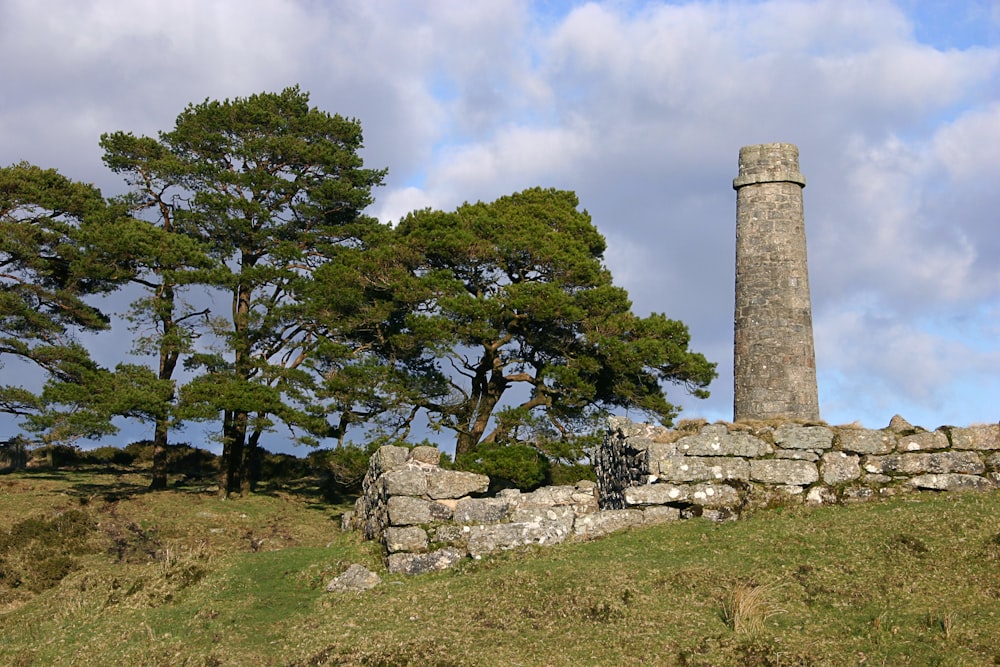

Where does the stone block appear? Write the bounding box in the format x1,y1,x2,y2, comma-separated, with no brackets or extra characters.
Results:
624,483,685,506
773,449,820,461
841,486,876,503
381,469,428,497
425,469,489,499
656,456,749,482
624,482,739,508
429,501,453,521
387,496,432,526
986,453,1000,472
369,445,410,474
573,510,644,539
750,459,819,486
645,441,679,473
384,526,429,553
863,451,984,476
642,505,682,524
433,525,467,546
409,445,442,465
820,452,861,484
950,425,1000,451
837,429,894,455
675,429,772,457
510,505,576,527
701,507,738,522
519,485,577,506
896,430,949,452
906,474,994,492
805,485,838,505
453,497,510,524
466,520,572,558
774,425,834,450
326,564,381,593
387,547,466,575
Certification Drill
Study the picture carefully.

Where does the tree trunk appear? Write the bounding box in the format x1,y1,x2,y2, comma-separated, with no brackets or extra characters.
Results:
151,281,179,491
243,427,263,494
455,350,507,456
148,416,169,490
222,409,247,497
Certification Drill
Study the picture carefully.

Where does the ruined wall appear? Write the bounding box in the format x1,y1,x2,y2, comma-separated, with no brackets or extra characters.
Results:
596,416,999,518
345,416,999,574
345,443,676,575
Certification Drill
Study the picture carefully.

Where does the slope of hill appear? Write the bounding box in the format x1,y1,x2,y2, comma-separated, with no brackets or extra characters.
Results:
1,464,998,666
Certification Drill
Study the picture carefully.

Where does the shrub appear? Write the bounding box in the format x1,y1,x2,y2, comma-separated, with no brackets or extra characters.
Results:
86,446,137,465
0,509,100,597
549,461,597,486
28,444,83,468
258,450,311,482
310,444,377,503
165,444,218,477
455,443,550,492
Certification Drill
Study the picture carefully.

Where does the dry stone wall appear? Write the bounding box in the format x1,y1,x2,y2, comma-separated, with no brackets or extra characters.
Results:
596,415,999,518
344,416,999,574
344,443,678,574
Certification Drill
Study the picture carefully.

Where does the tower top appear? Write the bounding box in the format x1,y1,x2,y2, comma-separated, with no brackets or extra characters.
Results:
733,143,806,190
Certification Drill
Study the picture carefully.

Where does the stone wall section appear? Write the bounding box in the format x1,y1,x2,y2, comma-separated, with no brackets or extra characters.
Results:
345,416,998,574
344,443,678,575
596,415,998,518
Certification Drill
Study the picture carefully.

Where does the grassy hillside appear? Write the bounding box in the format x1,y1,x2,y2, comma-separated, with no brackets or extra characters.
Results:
1,464,998,666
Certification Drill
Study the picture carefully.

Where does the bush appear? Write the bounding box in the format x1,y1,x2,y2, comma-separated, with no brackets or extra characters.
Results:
258,450,310,482
165,444,218,477
310,444,377,503
0,509,99,597
28,444,83,468
122,441,154,463
455,443,550,492
86,446,137,466
549,461,597,486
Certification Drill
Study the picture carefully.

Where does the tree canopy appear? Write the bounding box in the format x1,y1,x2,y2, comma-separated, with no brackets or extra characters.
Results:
143,86,386,495
0,88,716,495
392,187,717,456
0,163,120,420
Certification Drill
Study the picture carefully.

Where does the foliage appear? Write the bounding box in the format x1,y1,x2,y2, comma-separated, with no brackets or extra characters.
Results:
454,441,551,491
85,446,137,466
1,92,718,500
148,85,387,496
393,187,717,455
94,130,222,490
0,162,121,426
309,443,379,502
0,509,99,598
548,461,597,485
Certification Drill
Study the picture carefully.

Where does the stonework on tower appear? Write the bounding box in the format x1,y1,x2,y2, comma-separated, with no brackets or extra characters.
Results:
733,143,820,422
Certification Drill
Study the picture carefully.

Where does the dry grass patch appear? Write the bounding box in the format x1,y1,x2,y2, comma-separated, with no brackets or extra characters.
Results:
722,580,787,635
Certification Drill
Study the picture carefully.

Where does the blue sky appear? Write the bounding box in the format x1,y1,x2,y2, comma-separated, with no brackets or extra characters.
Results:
1,0,998,454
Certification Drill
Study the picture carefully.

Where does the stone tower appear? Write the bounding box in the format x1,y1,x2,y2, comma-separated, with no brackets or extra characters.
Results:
732,143,820,422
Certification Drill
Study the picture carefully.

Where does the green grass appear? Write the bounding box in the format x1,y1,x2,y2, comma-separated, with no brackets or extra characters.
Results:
1,465,999,666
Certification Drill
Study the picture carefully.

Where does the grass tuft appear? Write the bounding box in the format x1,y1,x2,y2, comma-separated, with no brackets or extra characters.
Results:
722,580,787,635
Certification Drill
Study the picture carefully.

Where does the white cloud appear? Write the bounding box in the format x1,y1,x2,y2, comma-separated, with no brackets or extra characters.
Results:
1,0,998,445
